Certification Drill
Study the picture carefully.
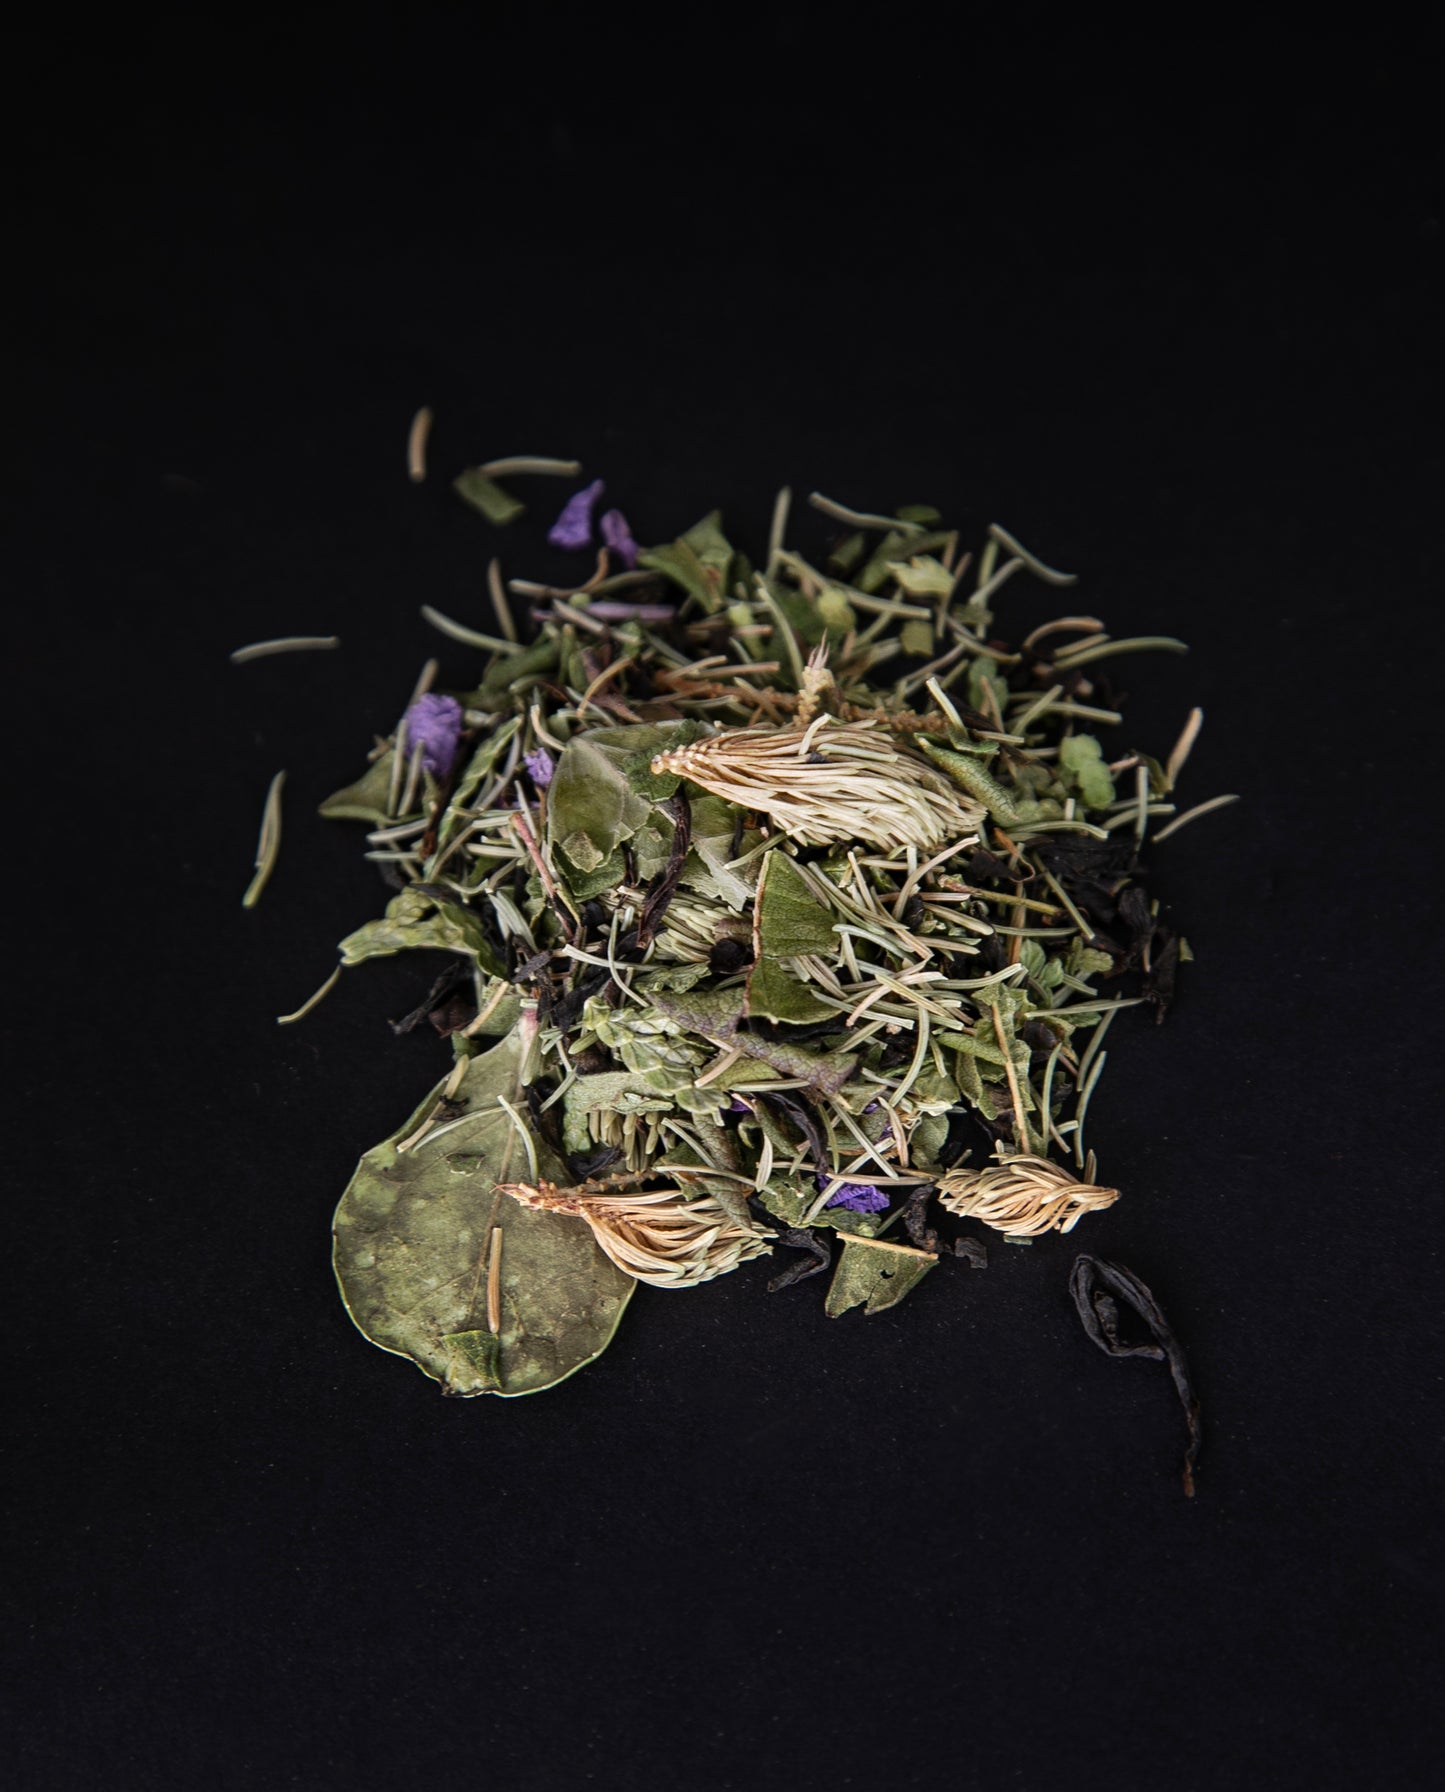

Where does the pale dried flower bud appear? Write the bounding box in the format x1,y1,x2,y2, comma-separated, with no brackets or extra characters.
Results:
651,718,984,852
935,1154,1120,1236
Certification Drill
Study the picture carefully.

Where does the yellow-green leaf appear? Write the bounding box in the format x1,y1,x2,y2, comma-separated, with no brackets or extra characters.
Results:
453,469,525,525
754,850,839,957
333,1029,636,1396
824,1235,938,1316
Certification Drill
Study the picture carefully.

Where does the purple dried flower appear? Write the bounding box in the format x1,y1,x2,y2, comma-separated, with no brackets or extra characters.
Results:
547,478,605,550
824,1182,889,1214
524,747,555,789
599,507,639,569
727,1096,753,1115
402,693,464,779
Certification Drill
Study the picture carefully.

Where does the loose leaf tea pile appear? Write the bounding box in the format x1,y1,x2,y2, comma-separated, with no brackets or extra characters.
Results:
250,455,1232,1486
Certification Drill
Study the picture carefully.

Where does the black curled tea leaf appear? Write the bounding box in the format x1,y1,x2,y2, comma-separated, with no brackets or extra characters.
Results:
1070,1253,1202,1497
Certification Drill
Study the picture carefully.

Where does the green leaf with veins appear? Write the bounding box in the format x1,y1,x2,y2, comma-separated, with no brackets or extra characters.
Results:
562,1072,677,1154
754,850,840,958
824,1235,938,1316
684,796,758,910
338,887,504,975
557,844,628,899
333,1028,636,1396
746,957,839,1025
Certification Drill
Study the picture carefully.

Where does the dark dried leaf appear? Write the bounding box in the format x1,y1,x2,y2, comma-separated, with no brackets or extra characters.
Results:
1070,1254,1201,1496
767,1227,833,1292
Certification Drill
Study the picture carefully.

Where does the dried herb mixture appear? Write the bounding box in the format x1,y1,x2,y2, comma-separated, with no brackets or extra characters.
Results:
243,449,1232,1481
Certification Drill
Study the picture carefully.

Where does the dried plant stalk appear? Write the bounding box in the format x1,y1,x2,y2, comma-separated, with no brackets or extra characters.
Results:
651,719,984,851
501,1180,775,1288
936,1154,1120,1236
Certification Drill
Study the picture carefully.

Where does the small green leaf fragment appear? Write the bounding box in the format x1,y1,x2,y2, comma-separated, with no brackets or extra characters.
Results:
858,529,953,593
755,850,839,957
746,957,838,1025
887,556,954,597
966,658,1012,722
319,751,396,824
1059,734,1117,808
824,1235,938,1316
337,887,503,975
470,638,559,704
452,469,526,525
827,531,866,575
548,737,630,862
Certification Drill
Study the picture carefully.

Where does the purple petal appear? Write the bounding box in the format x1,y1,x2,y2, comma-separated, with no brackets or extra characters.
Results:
599,507,639,569
547,478,605,550
824,1182,889,1214
402,693,464,779
524,747,555,789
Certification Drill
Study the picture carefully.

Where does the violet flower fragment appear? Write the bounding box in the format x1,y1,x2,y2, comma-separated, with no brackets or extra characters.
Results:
524,747,555,789
825,1182,889,1214
600,507,640,569
403,693,463,778
548,479,605,550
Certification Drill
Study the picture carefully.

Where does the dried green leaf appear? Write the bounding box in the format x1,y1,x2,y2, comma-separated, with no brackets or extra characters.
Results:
858,529,952,593
469,638,559,706
1059,734,1116,809
754,850,839,958
333,1028,636,1395
966,658,1012,722
319,750,396,824
562,1071,677,1154
452,469,526,525
546,736,649,866
827,531,867,575
680,510,735,576
757,1176,880,1239
338,887,504,975
886,555,954,597
684,796,759,911
824,1235,938,1316
746,957,838,1025
638,519,734,613
766,578,831,647
910,1113,950,1169
916,737,1023,826
557,843,627,897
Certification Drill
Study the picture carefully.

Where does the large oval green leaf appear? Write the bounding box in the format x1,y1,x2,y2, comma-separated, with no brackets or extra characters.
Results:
333,1029,636,1396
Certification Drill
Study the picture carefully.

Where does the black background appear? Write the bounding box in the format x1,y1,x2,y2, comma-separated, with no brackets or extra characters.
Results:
7,12,1443,1789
